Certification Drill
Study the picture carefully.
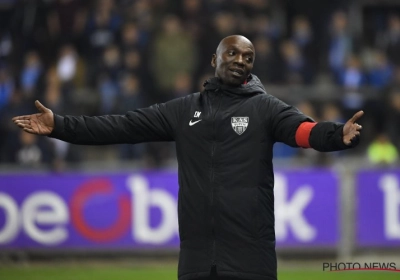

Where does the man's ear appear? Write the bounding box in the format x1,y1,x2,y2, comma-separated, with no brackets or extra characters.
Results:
211,54,216,68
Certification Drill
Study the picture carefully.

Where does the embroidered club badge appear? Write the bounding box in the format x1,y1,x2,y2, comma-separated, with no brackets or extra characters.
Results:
231,117,249,135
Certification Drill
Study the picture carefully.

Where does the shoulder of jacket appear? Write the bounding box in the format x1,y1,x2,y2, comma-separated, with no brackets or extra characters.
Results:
251,92,276,103
182,92,201,101
164,92,200,105
164,92,201,113
250,93,290,114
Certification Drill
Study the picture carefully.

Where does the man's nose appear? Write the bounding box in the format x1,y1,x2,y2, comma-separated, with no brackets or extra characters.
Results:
234,55,244,65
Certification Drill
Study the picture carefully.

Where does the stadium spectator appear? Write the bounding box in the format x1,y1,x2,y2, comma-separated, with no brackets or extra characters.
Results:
120,21,147,52
115,73,146,161
46,0,86,47
251,14,281,42
368,50,393,88
99,44,123,84
236,0,270,18
97,72,118,115
56,45,79,84
15,131,42,165
122,48,141,74
0,90,28,162
122,0,153,31
337,54,366,120
168,72,193,99
151,15,196,93
83,0,122,85
280,39,313,84
378,14,400,66
0,66,13,110
43,82,64,114
115,73,144,114
338,54,366,88
367,133,398,166
387,66,400,90
386,89,400,150
291,15,318,74
178,0,206,39
328,11,353,82
252,36,283,84
20,50,42,99
6,129,52,167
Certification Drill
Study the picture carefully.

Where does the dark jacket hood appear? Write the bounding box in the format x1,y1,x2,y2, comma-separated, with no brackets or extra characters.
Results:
203,73,266,97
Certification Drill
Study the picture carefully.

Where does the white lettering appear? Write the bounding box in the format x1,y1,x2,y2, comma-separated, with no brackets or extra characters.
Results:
380,175,400,239
127,175,177,244
0,192,19,243
21,192,69,245
275,174,317,242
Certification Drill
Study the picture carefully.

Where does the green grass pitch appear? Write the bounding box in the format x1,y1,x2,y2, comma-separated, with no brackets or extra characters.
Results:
1,266,400,280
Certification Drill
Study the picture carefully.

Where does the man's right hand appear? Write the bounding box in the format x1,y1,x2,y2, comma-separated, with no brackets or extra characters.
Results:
12,100,54,135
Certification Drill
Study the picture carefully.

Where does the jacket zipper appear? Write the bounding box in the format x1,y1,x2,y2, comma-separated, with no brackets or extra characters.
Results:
210,89,221,267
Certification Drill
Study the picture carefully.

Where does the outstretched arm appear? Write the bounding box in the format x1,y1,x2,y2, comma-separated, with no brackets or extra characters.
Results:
12,99,182,145
268,96,364,151
301,110,364,152
12,100,54,135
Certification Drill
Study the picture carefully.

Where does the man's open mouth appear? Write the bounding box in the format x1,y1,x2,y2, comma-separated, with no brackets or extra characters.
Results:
230,68,244,77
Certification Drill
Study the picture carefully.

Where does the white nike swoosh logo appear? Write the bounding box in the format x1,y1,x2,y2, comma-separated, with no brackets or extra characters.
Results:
189,119,202,126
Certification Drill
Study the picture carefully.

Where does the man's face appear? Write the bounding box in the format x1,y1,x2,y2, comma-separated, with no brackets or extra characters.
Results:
211,36,255,86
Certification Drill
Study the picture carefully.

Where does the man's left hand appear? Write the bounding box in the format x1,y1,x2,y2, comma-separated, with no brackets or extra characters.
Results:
343,110,364,146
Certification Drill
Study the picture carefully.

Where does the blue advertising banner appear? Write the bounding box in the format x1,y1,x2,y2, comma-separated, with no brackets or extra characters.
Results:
0,170,339,249
357,170,400,247
274,170,339,247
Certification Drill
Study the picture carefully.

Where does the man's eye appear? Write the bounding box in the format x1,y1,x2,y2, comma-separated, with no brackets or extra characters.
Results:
247,57,253,62
228,51,235,55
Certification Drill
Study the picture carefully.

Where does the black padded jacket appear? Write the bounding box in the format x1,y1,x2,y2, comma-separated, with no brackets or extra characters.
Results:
49,74,354,280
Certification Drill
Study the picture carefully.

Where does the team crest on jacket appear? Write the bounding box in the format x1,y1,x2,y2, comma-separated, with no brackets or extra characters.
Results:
231,117,249,135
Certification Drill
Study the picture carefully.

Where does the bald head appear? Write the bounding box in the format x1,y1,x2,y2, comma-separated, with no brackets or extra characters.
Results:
216,35,255,57
211,35,255,86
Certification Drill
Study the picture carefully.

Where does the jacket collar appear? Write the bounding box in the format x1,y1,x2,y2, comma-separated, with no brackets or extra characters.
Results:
203,74,266,96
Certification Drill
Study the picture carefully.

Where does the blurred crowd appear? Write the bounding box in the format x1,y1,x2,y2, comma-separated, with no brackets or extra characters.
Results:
0,0,399,170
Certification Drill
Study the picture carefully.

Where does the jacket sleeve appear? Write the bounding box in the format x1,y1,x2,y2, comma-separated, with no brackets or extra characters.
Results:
308,122,357,152
268,96,313,147
267,96,358,151
48,98,182,145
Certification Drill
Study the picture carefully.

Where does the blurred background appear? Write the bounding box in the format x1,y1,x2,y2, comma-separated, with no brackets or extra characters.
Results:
0,0,399,169
1,0,400,279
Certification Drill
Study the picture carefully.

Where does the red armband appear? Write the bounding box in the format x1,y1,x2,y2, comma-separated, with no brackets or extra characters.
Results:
295,122,317,148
